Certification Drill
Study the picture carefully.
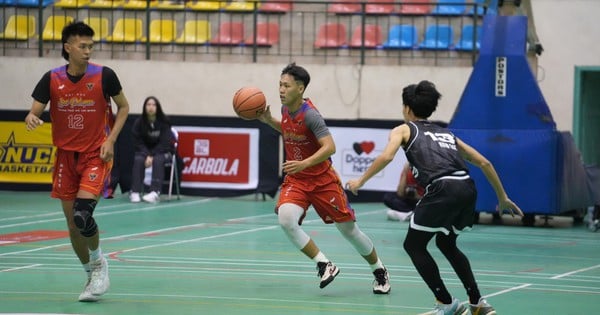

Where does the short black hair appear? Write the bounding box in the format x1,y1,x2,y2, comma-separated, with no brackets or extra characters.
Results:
281,62,310,88
401,80,441,118
61,21,95,61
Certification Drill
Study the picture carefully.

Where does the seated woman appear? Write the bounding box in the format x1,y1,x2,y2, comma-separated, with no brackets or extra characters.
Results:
130,96,174,203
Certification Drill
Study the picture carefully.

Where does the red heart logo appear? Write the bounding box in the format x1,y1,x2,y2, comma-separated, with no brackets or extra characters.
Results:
360,141,375,154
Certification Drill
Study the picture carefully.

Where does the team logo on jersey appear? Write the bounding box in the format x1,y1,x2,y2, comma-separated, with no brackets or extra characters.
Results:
86,83,94,91
89,172,97,182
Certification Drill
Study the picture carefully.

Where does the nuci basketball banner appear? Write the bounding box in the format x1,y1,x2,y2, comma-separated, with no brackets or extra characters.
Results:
175,126,260,189
0,121,55,184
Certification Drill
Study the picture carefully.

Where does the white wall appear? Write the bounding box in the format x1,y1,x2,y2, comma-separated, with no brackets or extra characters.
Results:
1,0,598,132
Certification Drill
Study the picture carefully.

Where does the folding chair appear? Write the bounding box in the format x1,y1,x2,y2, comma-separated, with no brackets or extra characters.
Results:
143,127,181,201
165,127,181,200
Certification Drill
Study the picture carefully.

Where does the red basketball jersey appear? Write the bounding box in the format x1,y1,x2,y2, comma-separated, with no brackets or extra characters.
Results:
49,63,114,152
281,98,332,179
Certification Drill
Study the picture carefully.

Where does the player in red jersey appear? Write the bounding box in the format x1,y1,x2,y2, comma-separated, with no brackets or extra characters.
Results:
257,63,390,294
25,21,130,302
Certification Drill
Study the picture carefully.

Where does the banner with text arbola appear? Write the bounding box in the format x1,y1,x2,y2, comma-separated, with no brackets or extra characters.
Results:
176,126,260,191
0,121,56,184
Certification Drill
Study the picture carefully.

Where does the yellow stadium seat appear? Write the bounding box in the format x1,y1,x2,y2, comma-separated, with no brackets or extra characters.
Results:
155,0,184,10
175,20,211,44
54,0,92,8
122,0,156,10
186,1,226,11
88,0,125,9
106,18,145,43
83,17,110,42
0,15,36,40
224,0,260,12
149,19,177,44
42,15,74,41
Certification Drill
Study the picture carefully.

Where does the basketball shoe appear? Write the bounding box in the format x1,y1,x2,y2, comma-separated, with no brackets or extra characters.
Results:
470,298,497,315
428,298,469,315
372,268,391,294
89,256,110,296
317,261,339,288
78,278,99,302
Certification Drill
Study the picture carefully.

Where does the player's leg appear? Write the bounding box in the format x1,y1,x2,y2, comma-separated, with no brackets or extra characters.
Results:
75,152,112,299
436,233,496,314
130,152,146,202
61,199,91,270
277,202,339,288
335,221,390,294
404,228,470,314
435,233,480,302
404,228,452,302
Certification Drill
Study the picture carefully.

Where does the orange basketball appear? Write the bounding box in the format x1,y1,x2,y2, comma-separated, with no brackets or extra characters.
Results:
232,86,266,120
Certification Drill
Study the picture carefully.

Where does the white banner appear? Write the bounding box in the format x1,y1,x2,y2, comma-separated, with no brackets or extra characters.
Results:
330,127,407,192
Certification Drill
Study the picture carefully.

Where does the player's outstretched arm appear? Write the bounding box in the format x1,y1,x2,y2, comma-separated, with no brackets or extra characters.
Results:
25,100,46,131
346,124,408,195
457,138,524,217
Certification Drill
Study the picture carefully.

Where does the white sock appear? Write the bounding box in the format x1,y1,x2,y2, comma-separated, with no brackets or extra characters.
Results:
312,252,329,264
369,258,385,271
82,263,91,278
90,247,102,261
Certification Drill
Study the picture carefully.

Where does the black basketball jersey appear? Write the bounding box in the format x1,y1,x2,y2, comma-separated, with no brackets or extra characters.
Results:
403,120,469,187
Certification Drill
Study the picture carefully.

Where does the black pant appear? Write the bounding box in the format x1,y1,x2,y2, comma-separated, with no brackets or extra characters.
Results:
131,152,171,194
383,192,418,212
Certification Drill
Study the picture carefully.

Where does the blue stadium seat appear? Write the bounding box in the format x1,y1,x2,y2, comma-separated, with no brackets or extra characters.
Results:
382,24,417,49
455,24,482,51
431,0,466,15
419,24,453,50
16,0,55,6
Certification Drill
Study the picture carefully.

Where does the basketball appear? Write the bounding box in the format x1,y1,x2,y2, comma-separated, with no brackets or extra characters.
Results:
232,86,266,120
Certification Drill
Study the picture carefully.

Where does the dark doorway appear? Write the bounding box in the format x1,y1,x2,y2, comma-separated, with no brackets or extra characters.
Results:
574,66,600,167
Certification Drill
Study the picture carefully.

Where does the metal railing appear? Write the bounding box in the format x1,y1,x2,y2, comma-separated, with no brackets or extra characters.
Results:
0,1,484,66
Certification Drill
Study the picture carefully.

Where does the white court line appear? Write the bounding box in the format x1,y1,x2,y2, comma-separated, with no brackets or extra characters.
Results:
1,264,42,273
109,225,281,255
0,209,384,258
109,209,385,255
551,264,600,279
482,283,532,298
0,212,272,257
0,290,416,311
0,212,60,222
0,198,214,229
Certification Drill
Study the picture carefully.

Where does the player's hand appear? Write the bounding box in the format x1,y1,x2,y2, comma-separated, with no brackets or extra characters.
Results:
496,198,523,217
282,159,307,175
256,105,272,123
25,113,43,131
100,140,114,162
345,179,362,196
145,156,153,168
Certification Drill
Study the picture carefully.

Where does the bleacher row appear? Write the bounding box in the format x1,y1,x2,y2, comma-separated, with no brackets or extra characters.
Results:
1,0,492,53
0,13,481,50
0,0,496,15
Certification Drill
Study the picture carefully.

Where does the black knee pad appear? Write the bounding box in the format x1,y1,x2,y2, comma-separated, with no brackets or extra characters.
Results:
73,198,98,237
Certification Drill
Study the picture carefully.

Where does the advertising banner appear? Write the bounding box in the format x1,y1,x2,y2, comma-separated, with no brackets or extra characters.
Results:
176,126,259,190
0,122,55,184
329,127,407,192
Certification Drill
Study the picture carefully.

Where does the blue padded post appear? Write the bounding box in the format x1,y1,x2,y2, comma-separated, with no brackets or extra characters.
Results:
450,15,555,130
449,15,560,214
